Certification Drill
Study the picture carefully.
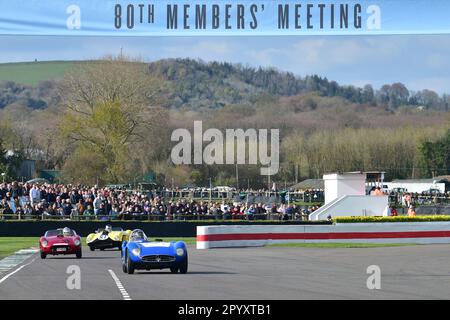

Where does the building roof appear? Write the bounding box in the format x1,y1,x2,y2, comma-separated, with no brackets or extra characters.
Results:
289,179,324,191
391,178,449,184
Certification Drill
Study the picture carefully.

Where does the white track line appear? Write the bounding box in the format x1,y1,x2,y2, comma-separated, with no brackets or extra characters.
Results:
108,269,132,300
0,258,36,285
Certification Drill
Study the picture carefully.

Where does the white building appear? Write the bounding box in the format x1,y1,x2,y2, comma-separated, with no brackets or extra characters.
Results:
310,172,388,221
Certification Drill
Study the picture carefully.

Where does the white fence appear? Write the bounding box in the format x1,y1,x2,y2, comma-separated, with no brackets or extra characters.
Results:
197,222,450,249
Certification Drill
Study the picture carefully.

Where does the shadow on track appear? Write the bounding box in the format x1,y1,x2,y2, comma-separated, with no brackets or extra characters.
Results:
130,271,237,275
45,256,119,260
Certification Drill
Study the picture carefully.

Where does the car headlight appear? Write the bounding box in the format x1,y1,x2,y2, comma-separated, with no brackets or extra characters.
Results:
42,240,48,247
131,248,140,256
176,248,185,256
74,239,81,246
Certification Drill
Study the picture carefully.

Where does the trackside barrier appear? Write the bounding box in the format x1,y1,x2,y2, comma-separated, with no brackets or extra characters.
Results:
196,222,450,249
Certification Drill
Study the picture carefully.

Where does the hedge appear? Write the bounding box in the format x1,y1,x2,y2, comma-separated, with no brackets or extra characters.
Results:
334,216,450,223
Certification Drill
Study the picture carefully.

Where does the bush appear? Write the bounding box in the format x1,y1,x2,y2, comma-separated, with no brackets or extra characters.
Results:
334,216,450,223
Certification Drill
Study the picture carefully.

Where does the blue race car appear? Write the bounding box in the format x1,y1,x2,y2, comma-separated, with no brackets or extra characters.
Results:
121,229,188,274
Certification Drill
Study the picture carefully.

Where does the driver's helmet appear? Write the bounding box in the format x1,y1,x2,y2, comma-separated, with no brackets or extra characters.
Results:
105,225,112,233
62,227,71,237
131,229,147,241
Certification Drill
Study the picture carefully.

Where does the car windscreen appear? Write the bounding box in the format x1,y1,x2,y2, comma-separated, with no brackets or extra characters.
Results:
45,229,75,237
97,228,122,232
130,230,147,241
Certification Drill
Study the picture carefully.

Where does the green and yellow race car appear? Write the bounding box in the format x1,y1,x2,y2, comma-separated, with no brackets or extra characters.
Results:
86,225,132,251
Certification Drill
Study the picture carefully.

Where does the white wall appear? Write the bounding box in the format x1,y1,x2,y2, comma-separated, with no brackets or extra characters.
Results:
309,195,388,221
197,222,450,249
324,173,366,204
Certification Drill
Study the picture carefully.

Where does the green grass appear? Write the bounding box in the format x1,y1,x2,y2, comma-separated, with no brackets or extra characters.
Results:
291,201,323,206
153,237,196,245
0,237,39,259
83,237,196,246
0,61,77,85
334,215,450,223
267,242,417,248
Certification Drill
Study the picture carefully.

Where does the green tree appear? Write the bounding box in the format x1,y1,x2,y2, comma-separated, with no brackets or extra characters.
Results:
60,101,135,182
58,57,170,184
419,130,450,177
0,139,22,181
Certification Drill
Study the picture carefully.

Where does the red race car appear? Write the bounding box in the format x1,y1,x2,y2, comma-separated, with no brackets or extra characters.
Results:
39,227,82,259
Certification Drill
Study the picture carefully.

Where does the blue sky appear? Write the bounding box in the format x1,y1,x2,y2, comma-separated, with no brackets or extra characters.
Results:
1,35,450,94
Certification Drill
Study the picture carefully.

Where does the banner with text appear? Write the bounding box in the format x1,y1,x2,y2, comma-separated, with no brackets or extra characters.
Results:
0,0,449,36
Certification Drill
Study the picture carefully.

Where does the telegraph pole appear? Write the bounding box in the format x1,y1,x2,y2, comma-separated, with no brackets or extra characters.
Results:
235,164,239,190
209,177,212,203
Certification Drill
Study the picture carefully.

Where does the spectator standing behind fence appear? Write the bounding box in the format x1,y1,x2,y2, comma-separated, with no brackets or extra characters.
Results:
0,197,13,218
404,194,412,208
246,204,255,220
407,205,416,217
255,203,266,220
388,206,398,216
83,204,94,220
76,199,85,216
372,187,384,196
93,193,103,215
62,199,73,216
29,185,41,206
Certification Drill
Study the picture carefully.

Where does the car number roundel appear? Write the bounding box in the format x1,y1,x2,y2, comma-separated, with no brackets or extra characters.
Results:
140,242,171,248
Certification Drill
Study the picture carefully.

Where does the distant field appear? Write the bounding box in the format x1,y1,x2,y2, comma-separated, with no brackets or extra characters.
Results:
0,61,77,85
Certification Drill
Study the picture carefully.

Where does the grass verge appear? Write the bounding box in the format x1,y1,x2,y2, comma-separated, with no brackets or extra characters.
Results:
155,237,196,245
267,242,417,248
334,216,450,223
0,237,196,259
0,237,39,259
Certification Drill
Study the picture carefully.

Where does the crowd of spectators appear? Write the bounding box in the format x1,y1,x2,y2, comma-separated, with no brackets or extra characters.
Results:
0,182,320,221
3,181,445,221
389,190,450,206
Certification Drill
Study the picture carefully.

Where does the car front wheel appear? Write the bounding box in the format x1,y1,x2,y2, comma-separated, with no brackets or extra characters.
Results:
122,252,128,273
40,251,46,259
127,253,135,274
179,256,188,274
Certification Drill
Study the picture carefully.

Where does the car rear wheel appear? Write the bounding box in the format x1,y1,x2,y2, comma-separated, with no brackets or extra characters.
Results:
40,251,46,259
179,256,188,274
127,253,135,274
89,246,95,251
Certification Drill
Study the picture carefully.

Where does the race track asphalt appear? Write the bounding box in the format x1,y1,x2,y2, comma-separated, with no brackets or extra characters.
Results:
1,244,450,300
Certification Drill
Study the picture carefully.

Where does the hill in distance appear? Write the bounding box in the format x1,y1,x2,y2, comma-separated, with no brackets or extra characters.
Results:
0,58,448,112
